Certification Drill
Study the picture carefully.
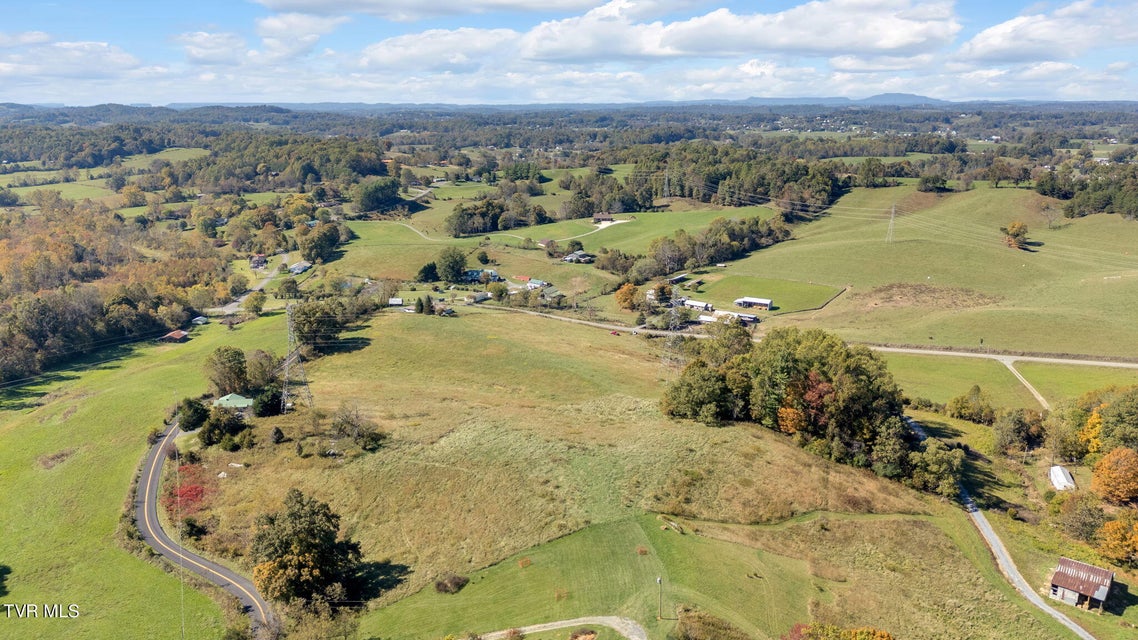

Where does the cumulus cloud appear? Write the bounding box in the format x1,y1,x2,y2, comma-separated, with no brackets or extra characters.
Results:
520,0,960,62
176,31,248,65
829,54,935,72
253,12,348,61
0,31,50,48
0,41,140,79
958,0,1138,62
360,28,519,72
253,0,599,21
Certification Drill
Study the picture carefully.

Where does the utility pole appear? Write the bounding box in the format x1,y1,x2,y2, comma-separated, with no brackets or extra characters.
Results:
657,576,663,619
281,304,313,413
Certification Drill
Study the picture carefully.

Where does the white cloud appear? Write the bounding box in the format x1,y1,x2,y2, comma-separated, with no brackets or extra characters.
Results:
254,0,599,21
0,41,140,79
360,28,519,72
958,0,1138,63
253,12,348,62
0,31,50,48
829,53,935,72
176,31,248,65
520,0,960,62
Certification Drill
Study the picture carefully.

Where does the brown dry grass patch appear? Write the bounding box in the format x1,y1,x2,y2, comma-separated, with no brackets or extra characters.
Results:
37,448,76,469
855,283,1000,311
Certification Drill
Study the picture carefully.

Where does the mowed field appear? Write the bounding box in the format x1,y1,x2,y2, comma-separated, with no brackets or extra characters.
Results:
0,314,286,639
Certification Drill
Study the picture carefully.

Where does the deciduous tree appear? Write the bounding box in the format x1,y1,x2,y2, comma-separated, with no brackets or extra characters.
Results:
205,346,248,395
1092,447,1138,503
251,488,362,604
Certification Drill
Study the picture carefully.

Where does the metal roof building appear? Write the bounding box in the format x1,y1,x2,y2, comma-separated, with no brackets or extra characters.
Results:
1049,557,1113,609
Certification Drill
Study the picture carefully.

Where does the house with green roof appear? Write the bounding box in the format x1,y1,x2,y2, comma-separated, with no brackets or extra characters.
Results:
212,393,254,410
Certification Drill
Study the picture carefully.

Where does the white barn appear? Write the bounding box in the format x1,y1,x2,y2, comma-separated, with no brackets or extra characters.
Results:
1049,465,1077,491
734,296,773,310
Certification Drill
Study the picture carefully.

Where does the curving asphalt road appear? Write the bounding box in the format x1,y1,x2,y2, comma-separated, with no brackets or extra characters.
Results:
135,425,274,632
481,616,648,640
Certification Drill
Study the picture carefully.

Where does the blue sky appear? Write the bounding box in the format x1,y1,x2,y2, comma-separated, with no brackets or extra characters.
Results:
2,0,1136,105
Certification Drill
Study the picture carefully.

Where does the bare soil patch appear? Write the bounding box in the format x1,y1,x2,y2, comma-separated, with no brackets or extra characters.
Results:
855,283,1000,310
38,448,76,469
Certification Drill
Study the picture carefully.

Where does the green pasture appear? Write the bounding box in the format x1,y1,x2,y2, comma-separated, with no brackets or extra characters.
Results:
10,180,115,201
692,275,841,315
1013,362,1138,405
0,315,286,639
882,353,1039,408
361,515,813,640
118,147,209,170
737,184,1138,357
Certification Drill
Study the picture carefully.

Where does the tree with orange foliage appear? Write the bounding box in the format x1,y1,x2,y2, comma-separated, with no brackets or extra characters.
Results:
1097,516,1138,567
1079,408,1104,454
778,406,806,434
614,282,639,311
1092,447,1138,503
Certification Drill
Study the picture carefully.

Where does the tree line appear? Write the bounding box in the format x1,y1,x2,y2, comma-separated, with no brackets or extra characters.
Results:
662,326,963,497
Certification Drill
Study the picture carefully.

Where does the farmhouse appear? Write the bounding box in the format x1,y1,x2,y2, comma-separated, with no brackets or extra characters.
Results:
465,291,491,303
212,393,254,410
1049,465,1077,491
527,279,551,290
714,310,758,325
593,212,614,223
249,253,267,269
160,330,189,343
735,296,773,310
1049,558,1113,610
562,250,595,264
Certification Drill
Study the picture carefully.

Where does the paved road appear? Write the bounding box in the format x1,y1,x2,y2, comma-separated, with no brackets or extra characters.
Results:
905,418,1095,640
872,345,1138,370
481,616,648,640
135,426,275,632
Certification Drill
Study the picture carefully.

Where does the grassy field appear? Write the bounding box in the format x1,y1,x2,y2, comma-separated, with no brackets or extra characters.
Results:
10,179,116,201
691,274,842,315
0,314,286,639
118,147,209,169
882,353,1039,408
1014,362,1138,405
742,185,1138,357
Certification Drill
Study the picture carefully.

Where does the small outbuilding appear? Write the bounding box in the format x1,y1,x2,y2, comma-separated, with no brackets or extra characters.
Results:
191,316,209,325
160,330,190,343
1049,465,1077,491
212,393,254,410
593,212,614,224
734,296,773,310
1049,557,1113,610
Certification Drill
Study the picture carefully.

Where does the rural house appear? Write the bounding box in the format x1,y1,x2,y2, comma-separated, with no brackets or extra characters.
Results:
682,299,713,312
212,393,254,410
734,296,773,310
593,212,614,223
1048,557,1113,610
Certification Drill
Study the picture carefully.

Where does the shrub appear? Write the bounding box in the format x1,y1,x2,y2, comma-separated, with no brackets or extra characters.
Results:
568,630,596,640
434,573,469,594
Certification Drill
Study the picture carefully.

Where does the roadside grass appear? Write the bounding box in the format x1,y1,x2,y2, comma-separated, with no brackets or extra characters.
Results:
700,509,1075,640
1014,362,1138,405
691,275,841,315
882,353,1039,408
0,315,286,639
